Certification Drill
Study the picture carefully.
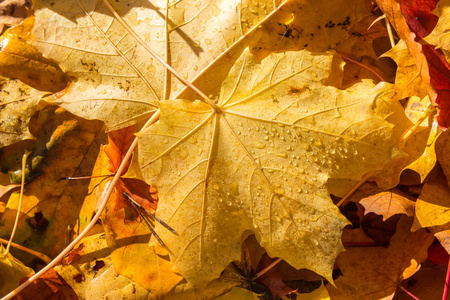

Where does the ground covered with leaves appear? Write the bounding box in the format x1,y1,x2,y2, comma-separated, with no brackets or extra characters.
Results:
0,0,450,299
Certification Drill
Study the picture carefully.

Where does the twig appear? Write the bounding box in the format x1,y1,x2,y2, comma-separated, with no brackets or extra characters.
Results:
252,257,282,280
397,282,420,300
0,238,51,264
443,258,450,300
5,151,29,255
339,53,386,82
336,173,372,207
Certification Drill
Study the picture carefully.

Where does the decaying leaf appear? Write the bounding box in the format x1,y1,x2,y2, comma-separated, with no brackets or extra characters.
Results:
0,108,104,265
250,0,368,57
139,47,404,288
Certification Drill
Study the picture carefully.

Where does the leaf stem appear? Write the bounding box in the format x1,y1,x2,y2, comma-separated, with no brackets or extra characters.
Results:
5,151,29,255
339,53,386,82
443,257,450,300
397,282,420,300
252,257,282,280
1,109,161,300
336,173,372,207
0,238,51,264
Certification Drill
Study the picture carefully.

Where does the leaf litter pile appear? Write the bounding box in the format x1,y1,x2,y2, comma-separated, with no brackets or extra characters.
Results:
1,0,450,299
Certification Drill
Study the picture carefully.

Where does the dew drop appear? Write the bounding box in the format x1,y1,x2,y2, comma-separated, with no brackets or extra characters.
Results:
254,141,266,149
204,38,212,45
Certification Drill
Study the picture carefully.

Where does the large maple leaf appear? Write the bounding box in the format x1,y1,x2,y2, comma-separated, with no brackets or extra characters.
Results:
138,48,401,288
2,0,412,296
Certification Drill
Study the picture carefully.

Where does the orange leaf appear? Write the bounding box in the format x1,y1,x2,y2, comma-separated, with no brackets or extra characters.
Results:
359,190,415,221
104,125,136,174
15,269,78,300
0,17,70,93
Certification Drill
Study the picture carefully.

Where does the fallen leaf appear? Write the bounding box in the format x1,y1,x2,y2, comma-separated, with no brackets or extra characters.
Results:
30,0,283,129
255,254,295,299
359,189,415,221
396,263,446,300
427,243,450,267
377,0,450,128
54,233,152,300
0,244,34,297
433,225,450,255
412,168,450,231
139,47,403,288
326,216,434,300
0,108,104,265
295,282,330,300
60,243,83,266
0,17,69,93
215,286,261,300
383,41,428,101
16,268,78,300
250,0,369,58
0,77,42,148
0,0,32,34
98,126,182,298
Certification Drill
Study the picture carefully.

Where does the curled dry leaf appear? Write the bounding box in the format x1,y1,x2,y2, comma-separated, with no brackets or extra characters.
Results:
139,47,404,288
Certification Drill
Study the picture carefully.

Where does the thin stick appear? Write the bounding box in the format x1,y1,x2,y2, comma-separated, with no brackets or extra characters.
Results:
127,198,165,247
336,173,372,207
401,103,436,143
1,109,161,300
61,174,115,180
397,283,420,300
252,257,282,280
101,0,221,113
339,53,386,82
385,18,396,48
0,238,51,264
123,192,176,234
5,151,29,255
443,258,450,300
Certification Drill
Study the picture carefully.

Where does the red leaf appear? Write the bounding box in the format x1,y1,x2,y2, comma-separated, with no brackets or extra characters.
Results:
428,243,450,267
398,0,439,39
396,0,450,128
